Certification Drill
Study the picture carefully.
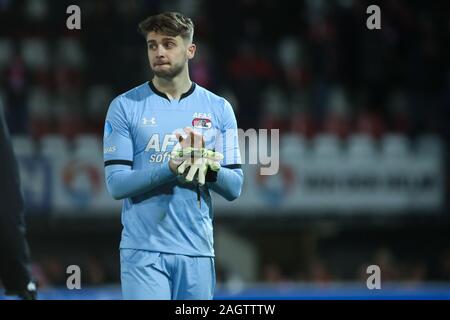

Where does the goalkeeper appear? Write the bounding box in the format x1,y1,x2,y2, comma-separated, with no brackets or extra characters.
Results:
103,12,243,300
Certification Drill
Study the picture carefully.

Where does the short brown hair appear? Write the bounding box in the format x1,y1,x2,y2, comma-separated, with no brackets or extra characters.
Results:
138,12,194,42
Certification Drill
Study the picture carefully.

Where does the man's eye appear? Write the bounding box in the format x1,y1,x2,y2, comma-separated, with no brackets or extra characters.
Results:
148,44,156,50
165,42,175,48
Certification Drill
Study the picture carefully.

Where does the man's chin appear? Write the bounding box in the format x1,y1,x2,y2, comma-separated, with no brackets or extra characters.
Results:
153,70,172,78
152,68,182,79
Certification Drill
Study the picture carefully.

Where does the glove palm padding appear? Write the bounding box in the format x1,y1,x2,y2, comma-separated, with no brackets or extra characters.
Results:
171,148,223,186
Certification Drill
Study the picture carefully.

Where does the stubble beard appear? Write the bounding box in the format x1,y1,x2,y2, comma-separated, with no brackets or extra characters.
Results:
152,60,186,79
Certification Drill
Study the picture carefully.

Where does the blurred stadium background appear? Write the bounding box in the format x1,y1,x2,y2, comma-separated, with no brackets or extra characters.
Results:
1,0,450,299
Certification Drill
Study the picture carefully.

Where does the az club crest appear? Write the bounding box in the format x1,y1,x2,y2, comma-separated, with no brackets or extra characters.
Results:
192,118,212,129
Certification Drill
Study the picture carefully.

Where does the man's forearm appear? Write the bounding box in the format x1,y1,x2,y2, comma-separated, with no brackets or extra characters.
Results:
207,167,243,201
105,161,177,200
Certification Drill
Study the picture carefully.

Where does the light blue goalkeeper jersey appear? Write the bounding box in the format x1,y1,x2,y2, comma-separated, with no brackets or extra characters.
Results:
103,81,243,257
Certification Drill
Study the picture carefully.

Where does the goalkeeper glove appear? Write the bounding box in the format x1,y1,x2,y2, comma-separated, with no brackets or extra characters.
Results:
170,147,223,186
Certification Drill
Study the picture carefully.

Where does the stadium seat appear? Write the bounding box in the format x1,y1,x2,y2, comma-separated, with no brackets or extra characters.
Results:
40,135,69,159
56,38,84,67
74,134,102,158
281,133,306,149
416,134,445,158
347,134,377,158
12,135,34,156
53,97,84,139
313,134,342,158
28,87,52,138
278,36,301,70
87,85,114,119
28,87,51,119
25,0,49,21
20,38,50,70
290,112,316,139
280,133,308,159
262,86,287,116
381,134,410,157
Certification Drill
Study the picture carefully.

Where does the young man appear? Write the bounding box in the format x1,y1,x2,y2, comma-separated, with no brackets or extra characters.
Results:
0,103,37,300
103,12,243,300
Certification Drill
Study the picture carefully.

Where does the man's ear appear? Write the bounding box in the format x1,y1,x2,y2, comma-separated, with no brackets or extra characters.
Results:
187,43,196,60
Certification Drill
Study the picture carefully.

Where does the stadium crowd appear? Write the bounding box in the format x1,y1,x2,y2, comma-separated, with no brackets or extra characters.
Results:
0,0,448,140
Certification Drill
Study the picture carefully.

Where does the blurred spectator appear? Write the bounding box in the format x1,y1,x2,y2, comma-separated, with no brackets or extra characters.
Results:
439,249,450,281
322,86,351,138
262,263,287,283
355,108,386,139
387,90,412,134
306,258,333,284
260,85,289,132
39,255,66,287
406,261,428,284
373,247,399,282
83,255,106,286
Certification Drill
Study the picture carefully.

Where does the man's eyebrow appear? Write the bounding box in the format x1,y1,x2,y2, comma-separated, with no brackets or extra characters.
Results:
147,37,176,43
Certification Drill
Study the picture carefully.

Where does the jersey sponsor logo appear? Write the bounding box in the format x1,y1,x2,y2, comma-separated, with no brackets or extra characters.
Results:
103,146,117,154
141,117,157,127
145,133,178,152
193,112,212,119
149,152,171,163
192,118,212,129
104,121,113,138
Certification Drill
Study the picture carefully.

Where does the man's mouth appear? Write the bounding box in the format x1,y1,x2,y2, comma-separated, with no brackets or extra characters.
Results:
155,62,170,66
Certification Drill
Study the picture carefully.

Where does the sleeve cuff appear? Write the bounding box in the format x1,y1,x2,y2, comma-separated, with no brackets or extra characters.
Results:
161,161,177,179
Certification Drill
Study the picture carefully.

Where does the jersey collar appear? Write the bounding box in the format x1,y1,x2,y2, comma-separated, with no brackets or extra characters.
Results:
148,81,196,102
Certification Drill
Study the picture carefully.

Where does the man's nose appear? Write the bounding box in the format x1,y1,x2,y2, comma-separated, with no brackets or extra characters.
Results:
156,45,165,57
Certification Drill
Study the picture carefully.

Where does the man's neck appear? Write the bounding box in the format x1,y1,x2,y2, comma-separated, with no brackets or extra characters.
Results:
152,70,192,100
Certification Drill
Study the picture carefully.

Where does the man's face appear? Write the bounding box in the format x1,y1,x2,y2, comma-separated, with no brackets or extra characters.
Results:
146,31,196,79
